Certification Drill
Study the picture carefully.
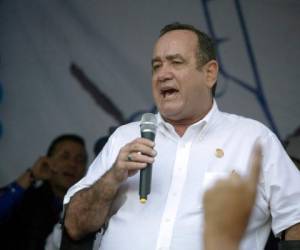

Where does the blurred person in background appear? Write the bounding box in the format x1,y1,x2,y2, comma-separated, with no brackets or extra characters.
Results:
0,134,88,250
46,135,109,250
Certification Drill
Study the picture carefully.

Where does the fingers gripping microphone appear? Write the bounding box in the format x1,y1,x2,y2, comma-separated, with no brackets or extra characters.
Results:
139,113,157,204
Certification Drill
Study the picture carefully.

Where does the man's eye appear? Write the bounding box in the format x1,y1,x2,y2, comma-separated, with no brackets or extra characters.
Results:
173,60,182,64
76,155,86,164
152,64,161,71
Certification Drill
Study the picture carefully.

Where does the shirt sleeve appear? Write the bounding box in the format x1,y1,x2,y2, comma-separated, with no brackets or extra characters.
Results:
262,131,300,235
0,182,26,221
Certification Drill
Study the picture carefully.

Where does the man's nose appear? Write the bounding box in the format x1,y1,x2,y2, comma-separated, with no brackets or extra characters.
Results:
68,158,81,170
156,65,173,82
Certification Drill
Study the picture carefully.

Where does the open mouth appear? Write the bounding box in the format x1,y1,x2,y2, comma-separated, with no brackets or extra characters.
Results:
160,87,179,98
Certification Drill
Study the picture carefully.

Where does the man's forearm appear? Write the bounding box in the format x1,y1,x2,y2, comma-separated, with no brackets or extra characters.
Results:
63,137,155,240
64,169,120,240
285,223,300,240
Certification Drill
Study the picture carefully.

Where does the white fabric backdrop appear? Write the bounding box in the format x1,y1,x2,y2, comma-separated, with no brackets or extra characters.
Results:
0,0,299,185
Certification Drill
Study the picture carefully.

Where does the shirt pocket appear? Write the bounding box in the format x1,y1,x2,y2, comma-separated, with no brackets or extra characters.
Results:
199,171,230,210
202,172,230,190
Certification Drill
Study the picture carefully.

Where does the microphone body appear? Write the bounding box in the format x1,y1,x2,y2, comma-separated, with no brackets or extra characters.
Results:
139,113,157,203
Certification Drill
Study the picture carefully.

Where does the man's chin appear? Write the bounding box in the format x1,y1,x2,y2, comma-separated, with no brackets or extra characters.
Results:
160,109,184,122
61,177,80,189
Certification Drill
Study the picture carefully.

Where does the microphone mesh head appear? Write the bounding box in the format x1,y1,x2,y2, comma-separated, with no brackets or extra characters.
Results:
140,113,157,134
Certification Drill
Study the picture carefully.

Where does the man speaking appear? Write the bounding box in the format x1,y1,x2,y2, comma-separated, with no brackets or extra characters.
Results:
62,23,300,250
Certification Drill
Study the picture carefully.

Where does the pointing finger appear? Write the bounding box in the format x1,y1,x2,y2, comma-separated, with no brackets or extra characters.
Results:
247,143,262,188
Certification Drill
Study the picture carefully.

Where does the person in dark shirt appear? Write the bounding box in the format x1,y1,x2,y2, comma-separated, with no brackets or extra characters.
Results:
0,134,88,250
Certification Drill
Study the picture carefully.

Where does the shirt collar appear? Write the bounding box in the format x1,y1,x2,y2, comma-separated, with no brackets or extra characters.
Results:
156,99,220,137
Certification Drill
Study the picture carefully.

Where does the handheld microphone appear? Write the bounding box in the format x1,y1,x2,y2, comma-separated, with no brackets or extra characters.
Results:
139,113,157,204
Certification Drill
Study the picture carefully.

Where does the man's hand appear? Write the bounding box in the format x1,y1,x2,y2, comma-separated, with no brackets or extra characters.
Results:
203,145,262,250
16,156,51,188
110,138,156,185
31,156,52,180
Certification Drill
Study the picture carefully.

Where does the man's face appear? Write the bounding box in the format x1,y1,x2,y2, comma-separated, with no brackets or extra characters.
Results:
49,140,87,193
151,30,217,123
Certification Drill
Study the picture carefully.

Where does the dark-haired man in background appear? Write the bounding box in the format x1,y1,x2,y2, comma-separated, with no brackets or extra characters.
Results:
0,134,88,250
63,23,300,250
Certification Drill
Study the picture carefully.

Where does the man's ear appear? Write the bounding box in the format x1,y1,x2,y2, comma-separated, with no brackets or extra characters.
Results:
204,60,218,89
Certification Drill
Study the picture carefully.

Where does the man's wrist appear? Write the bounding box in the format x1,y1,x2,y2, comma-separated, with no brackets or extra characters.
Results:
95,169,121,202
16,168,36,189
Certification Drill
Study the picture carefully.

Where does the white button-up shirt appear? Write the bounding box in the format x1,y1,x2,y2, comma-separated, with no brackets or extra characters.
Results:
64,101,300,250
